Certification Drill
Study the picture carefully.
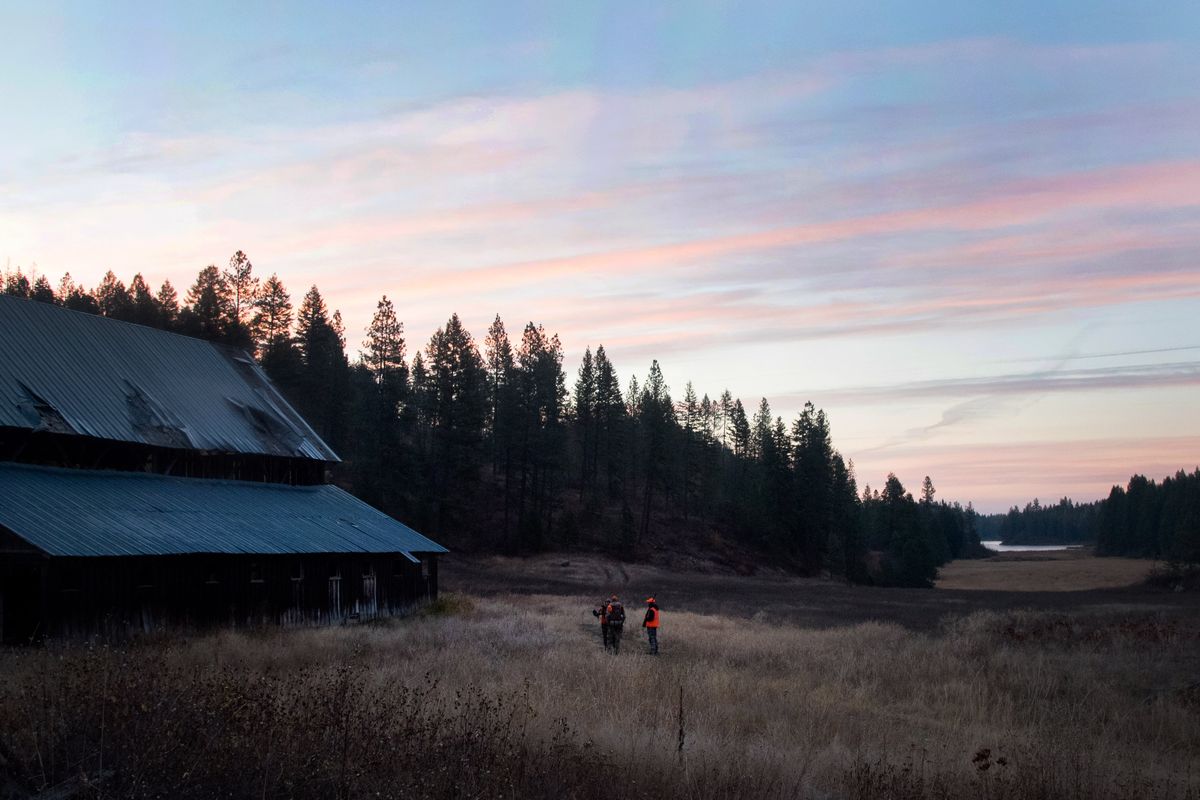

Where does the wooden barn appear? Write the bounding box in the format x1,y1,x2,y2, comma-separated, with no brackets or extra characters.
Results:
0,295,446,642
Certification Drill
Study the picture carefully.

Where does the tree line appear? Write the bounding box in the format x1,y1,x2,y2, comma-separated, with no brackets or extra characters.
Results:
1096,470,1200,563
3,259,987,586
977,497,1101,545
977,471,1200,564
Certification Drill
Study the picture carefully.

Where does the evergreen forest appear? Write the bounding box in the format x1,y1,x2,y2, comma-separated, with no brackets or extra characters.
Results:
8,258,1192,583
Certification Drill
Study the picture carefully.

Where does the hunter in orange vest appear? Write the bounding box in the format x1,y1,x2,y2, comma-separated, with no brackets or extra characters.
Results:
643,597,660,655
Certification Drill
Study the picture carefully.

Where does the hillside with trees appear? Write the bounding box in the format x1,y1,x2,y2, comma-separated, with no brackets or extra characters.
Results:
3,259,987,586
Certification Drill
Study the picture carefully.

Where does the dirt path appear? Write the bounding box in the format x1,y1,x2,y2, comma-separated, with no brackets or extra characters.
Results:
441,553,1200,632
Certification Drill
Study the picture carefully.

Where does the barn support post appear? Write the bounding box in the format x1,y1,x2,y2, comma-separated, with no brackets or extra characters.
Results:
37,559,49,643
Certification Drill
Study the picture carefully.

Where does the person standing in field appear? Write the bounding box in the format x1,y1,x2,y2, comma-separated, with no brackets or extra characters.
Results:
642,597,660,655
605,594,626,654
592,597,611,652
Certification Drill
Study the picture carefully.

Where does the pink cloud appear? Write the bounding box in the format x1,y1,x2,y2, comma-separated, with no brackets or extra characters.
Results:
386,159,1200,296
510,261,1200,362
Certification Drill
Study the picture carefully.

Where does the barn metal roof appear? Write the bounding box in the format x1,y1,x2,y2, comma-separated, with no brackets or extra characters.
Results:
0,463,447,557
0,295,338,461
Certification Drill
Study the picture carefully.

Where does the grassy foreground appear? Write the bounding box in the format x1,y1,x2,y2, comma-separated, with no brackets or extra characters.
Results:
2,591,1198,799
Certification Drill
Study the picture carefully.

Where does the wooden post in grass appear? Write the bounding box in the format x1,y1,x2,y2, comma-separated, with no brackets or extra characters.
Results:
677,684,685,758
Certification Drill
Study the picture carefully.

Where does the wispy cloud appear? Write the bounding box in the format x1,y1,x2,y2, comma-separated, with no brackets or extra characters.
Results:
853,436,1200,512
3,22,1198,511
801,361,1200,407
991,345,1200,365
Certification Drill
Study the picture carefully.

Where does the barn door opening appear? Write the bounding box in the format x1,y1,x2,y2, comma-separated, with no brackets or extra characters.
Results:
288,559,305,625
361,565,377,618
327,567,342,622
1,565,43,644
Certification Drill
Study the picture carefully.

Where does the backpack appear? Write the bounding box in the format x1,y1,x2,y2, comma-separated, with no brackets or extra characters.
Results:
607,601,626,625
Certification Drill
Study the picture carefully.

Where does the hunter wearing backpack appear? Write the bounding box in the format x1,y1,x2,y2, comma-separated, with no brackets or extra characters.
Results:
605,595,626,654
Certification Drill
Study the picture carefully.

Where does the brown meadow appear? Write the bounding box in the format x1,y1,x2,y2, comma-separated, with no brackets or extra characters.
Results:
2,582,1198,799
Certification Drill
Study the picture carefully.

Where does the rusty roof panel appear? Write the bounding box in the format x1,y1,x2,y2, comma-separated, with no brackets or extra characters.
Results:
0,295,338,461
0,463,447,557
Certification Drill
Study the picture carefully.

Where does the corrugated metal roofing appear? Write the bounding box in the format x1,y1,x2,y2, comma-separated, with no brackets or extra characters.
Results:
0,463,447,557
0,295,338,461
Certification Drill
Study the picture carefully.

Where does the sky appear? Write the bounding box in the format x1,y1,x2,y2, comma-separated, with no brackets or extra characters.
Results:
2,1,1198,512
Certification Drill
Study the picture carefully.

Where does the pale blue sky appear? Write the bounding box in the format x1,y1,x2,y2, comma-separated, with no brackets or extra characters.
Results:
2,1,1199,509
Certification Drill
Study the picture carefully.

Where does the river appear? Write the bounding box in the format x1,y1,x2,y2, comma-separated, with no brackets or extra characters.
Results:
981,540,1084,553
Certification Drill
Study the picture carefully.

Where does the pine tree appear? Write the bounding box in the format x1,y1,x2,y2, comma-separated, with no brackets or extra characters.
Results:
3,268,31,297
637,360,673,544
484,314,515,445
877,473,938,586
182,265,234,341
829,454,866,581
679,381,700,519
252,275,294,359
730,399,750,459
331,310,346,351
484,315,518,546
362,296,407,388
95,271,134,321
593,345,624,499
750,398,773,463
718,390,733,449
57,273,74,300
291,286,349,450
30,275,56,304
422,313,488,535
408,351,432,453
513,322,567,551
129,274,161,327
791,402,835,570
157,281,179,329
60,273,99,314
295,286,328,359
573,347,597,498
224,250,258,329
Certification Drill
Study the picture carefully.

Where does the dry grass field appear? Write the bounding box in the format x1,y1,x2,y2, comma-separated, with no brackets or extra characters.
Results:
936,549,1158,592
2,555,1199,799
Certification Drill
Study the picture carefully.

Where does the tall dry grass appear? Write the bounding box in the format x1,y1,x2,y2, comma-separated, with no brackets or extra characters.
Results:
1,595,1197,799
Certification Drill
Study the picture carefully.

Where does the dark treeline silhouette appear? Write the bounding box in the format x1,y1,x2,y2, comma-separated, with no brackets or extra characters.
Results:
3,259,987,585
977,471,1200,564
977,497,1101,545
1096,470,1200,562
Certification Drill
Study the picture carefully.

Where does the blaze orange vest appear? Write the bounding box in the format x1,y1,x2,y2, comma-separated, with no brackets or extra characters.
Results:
646,607,660,628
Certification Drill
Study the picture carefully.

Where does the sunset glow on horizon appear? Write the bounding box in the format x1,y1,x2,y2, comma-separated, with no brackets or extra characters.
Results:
2,2,1198,512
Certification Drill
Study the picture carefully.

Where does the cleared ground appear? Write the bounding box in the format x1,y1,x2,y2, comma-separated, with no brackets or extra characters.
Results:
936,549,1158,592
442,552,1197,631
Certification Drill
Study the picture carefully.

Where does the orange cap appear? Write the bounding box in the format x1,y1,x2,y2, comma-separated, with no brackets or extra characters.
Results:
646,597,655,604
